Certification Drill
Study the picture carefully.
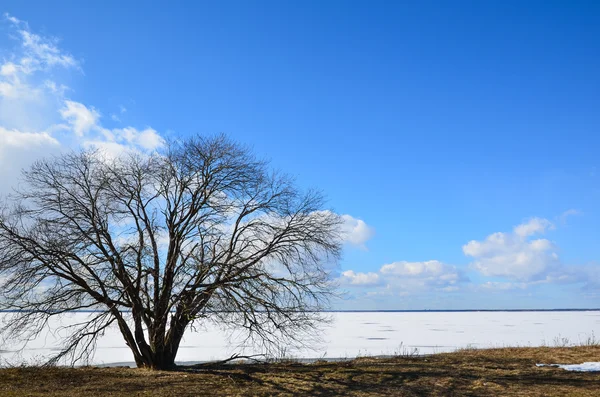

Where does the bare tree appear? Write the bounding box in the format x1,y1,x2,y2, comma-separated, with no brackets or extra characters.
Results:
0,135,341,370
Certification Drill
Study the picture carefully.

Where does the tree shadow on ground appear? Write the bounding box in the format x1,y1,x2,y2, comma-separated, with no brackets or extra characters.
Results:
175,355,600,396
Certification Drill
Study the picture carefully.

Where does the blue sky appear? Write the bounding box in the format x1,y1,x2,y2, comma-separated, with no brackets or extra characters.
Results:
0,1,599,310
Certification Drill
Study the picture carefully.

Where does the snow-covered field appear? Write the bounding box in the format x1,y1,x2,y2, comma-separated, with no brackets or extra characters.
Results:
1,311,599,367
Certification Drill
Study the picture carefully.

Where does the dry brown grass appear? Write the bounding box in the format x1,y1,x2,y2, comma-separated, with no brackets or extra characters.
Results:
1,346,600,396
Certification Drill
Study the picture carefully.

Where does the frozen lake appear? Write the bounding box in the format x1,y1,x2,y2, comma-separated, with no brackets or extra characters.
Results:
1,311,599,366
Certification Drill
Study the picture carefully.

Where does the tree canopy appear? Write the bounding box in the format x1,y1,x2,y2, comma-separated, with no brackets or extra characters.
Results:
0,135,342,369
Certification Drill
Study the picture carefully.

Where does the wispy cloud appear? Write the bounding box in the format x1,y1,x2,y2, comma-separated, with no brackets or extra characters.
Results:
3,13,79,74
558,209,582,225
0,14,165,193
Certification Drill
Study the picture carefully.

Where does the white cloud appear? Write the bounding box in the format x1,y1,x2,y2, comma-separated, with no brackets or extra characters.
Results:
0,127,61,193
0,15,166,195
0,126,58,148
339,270,380,286
339,260,465,294
0,62,18,77
19,30,78,70
82,140,134,159
0,66,41,100
60,100,100,136
380,260,463,287
3,13,78,77
381,260,449,277
340,214,375,248
0,81,20,98
135,128,163,150
4,13,79,74
82,127,165,159
339,214,599,301
513,217,554,238
112,127,164,150
476,281,528,291
463,218,560,281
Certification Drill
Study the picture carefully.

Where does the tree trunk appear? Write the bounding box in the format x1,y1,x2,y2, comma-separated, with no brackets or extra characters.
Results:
130,348,176,370
132,330,185,370
147,353,176,370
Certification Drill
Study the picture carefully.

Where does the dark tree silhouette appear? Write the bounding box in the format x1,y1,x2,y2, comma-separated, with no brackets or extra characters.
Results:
0,135,341,369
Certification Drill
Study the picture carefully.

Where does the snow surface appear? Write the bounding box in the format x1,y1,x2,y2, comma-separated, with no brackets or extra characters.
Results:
1,311,599,366
536,362,600,372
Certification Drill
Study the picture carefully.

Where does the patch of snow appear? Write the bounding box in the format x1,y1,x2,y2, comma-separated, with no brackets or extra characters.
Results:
536,362,600,372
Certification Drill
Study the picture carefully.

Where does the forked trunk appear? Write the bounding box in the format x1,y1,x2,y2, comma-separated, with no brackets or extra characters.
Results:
129,325,185,370
133,347,178,370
